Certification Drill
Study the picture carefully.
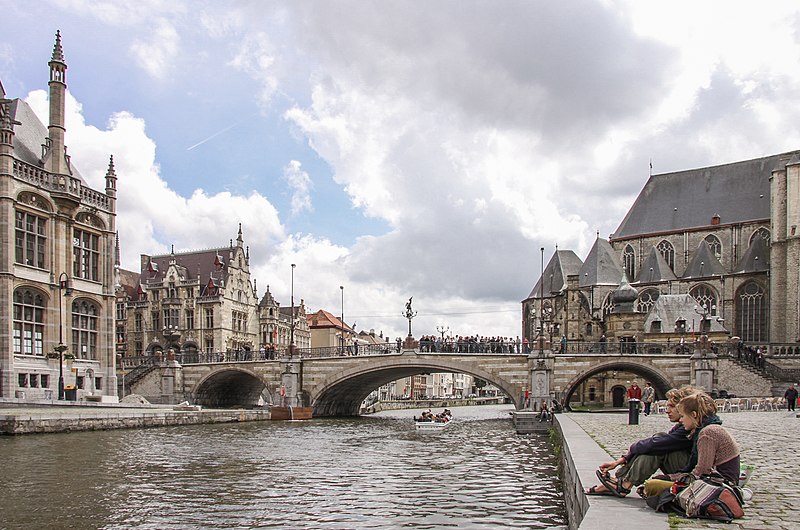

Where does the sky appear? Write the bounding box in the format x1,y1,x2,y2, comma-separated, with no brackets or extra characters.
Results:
2,1,800,341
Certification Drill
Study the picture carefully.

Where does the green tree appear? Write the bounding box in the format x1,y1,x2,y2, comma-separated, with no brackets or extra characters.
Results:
473,378,487,396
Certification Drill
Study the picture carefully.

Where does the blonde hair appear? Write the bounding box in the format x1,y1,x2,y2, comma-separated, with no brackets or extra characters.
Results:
665,385,697,407
676,392,717,421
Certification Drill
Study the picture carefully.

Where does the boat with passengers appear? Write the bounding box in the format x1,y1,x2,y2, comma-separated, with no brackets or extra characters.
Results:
414,409,452,430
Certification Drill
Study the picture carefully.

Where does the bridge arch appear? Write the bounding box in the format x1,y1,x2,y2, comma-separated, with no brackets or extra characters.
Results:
562,360,674,406
309,357,522,417
191,367,269,408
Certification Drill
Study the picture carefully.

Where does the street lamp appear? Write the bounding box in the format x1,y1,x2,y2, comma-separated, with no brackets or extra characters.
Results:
340,285,345,354
290,264,296,357
436,325,449,340
694,303,716,334
539,247,544,358
55,272,73,400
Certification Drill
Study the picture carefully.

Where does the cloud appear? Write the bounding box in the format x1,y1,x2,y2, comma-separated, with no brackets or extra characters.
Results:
282,160,313,216
130,19,180,79
16,1,800,340
25,89,285,273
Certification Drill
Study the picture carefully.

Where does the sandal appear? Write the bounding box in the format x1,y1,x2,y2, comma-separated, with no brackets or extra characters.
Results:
596,470,631,498
586,485,615,496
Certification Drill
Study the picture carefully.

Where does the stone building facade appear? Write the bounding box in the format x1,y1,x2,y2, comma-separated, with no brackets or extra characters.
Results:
1,33,118,400
116,225,310,365
523,150,800,351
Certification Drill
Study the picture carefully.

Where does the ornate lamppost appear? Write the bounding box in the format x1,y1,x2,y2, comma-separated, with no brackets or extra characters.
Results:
55,272,73,400
340,285,345,354
289,263,296,357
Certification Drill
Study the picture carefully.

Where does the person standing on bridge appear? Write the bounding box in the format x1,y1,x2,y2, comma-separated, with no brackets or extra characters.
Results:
585,386,697,497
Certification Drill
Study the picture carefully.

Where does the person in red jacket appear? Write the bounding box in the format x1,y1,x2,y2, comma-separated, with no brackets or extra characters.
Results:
627,381,642,400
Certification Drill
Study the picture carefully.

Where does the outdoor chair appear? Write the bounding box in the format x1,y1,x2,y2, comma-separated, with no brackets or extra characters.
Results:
728,398,742,412
655,400,667,414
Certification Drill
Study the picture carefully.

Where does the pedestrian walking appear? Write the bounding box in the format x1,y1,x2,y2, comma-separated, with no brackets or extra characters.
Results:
642,381,655,415
784,384,798,412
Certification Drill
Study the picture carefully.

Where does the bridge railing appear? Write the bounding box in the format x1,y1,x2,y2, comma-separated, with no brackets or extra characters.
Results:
555,340,718,355
294,343,399,358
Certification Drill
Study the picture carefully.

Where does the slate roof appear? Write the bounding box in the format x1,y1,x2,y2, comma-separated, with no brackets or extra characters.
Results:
613,151,800,239
579,238,624,288
683,240,725,279
142,247,230,293
635,246,677,284
116,268,142,299
259,285,278,308
526,250,583,299
8,98,85,182
732,234,769,274
643,294,728,334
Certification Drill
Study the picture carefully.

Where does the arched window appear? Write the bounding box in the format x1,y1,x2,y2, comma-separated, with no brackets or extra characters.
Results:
657,240,675,270
623,245,635,280
690,284,718,316
636,289,660,314
72,300,99,360
15,210,48,269
72,229,99,281
704,234,722,260
601,293,615,318
13,288,45,355
735,281,767,342
750,228,770,245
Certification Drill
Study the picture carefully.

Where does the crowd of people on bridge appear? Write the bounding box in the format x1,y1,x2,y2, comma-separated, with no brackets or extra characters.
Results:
418,335,526,354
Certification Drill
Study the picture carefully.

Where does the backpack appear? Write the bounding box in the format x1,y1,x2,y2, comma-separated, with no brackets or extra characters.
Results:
674,473,745,522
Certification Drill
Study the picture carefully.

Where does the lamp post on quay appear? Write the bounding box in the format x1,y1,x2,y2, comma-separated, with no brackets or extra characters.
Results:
55,272,73,400
340,285,345,354
289,263,296,357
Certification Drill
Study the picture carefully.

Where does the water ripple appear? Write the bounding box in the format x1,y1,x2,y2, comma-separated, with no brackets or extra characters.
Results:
0,405,566,529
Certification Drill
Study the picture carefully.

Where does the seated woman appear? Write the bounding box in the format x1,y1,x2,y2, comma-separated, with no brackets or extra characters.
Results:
585,386,696,497
642,391,740,498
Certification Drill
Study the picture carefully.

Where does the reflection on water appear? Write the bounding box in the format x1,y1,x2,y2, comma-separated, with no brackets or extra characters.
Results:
0,405,566,529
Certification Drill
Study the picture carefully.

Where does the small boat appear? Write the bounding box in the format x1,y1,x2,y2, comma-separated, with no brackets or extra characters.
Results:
414,409,452,430
415,419,452,431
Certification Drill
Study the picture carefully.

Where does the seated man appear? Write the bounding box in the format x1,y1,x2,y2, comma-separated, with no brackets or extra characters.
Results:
585,385,697,497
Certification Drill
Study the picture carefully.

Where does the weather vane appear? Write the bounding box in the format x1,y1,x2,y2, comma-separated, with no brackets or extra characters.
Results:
403,296,417,337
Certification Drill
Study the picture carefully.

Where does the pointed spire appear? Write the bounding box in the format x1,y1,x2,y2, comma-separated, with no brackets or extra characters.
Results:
105,155,117,196
51,30,66,64
237,223,243,245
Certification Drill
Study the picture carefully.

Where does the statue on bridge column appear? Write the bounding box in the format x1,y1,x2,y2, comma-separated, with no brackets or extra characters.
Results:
403,297,417,337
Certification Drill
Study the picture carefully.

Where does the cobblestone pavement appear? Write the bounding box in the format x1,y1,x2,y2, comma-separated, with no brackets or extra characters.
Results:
568,410,800,530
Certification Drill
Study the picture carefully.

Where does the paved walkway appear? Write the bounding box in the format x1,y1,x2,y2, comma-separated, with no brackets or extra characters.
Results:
567,410,800,530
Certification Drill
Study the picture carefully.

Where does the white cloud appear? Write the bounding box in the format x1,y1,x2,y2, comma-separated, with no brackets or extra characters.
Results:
130,19,180,80
25,89,285,273
282,160,313,216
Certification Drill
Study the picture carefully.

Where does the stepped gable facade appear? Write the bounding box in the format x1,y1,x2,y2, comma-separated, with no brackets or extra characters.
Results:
115,224,310,359
523,150,800,348
1,32,118,400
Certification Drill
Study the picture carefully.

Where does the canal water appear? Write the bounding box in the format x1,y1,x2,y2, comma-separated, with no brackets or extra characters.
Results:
0,405,566,529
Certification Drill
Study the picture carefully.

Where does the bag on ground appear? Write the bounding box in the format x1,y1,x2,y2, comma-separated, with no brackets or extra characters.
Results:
674,473,745,522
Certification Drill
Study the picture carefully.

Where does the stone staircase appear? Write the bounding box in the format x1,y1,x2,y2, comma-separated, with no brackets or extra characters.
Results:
724,355,799,396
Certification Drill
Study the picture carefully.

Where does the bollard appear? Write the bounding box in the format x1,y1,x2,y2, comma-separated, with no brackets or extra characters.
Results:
628,399,640,425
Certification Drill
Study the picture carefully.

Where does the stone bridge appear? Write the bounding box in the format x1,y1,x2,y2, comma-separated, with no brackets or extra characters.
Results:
127,348,737,416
